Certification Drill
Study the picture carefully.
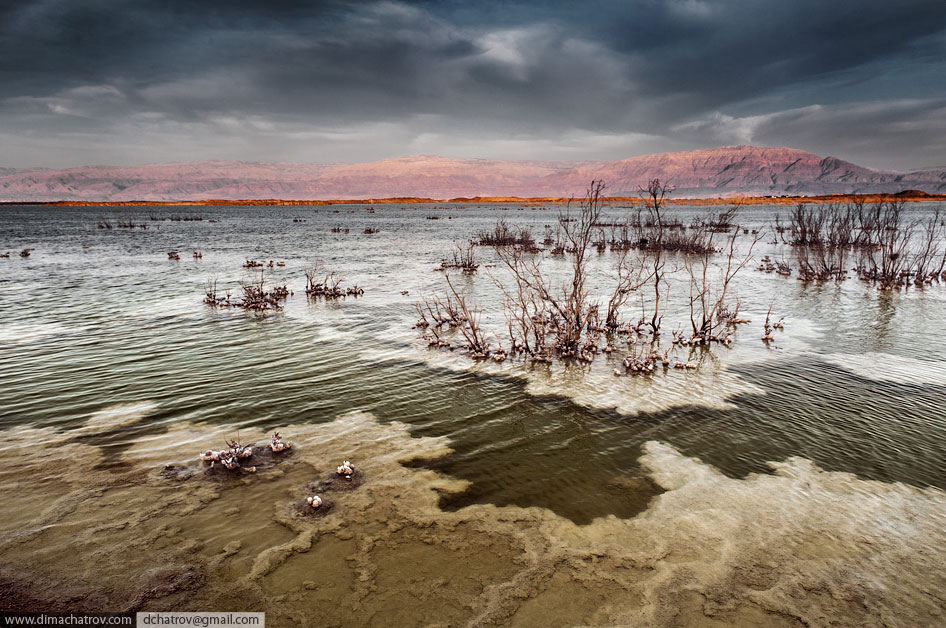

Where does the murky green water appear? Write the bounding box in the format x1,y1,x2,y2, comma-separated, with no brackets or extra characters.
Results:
1,202,945,625
2,203,946,516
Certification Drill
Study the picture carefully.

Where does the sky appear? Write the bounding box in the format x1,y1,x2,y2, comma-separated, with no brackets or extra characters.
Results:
0,0,943,171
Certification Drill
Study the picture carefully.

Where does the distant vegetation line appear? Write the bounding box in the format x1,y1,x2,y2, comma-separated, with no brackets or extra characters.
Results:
1,190,943,207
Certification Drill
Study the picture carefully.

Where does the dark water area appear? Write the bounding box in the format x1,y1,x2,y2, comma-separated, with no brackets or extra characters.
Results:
1,202,945,526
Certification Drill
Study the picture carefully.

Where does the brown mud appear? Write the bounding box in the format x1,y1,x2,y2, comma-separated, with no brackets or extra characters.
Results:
1,410,944,627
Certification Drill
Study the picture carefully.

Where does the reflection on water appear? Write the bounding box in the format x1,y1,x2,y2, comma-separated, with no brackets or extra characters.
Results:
1,202,945,624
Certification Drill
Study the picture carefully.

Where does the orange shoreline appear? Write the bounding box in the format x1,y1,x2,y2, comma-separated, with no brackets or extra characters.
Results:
1,191,943,207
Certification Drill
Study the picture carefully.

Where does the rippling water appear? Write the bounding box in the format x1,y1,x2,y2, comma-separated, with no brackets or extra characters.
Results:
1,202,945,625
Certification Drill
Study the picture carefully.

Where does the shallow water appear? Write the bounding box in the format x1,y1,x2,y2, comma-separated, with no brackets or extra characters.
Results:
1,202,945,626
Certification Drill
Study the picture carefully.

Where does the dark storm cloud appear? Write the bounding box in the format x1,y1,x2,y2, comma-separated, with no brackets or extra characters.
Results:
670,98,946,171
0,0,943,169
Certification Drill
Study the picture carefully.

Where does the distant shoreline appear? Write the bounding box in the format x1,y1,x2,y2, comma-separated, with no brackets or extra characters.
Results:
1,190,943,207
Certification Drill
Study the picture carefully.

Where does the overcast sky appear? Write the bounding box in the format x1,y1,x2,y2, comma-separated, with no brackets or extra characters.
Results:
1,0,943,171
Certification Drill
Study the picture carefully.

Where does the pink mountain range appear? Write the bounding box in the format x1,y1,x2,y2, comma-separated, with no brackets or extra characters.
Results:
1,146,943,202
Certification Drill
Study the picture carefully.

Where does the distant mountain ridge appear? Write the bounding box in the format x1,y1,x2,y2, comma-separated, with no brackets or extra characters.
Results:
1,146,943,202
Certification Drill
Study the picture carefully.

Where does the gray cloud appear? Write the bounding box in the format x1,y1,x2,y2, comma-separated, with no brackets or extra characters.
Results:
0,0,943,170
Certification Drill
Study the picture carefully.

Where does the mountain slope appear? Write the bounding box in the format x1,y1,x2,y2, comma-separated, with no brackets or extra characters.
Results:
541,146,907,196
1,147,942,201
